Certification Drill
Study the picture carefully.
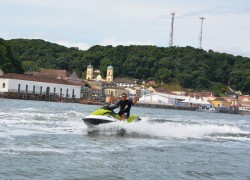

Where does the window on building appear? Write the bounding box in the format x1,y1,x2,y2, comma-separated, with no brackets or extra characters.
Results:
66,89,69,97
54,87,56,94
46,87,50,95
2,83,5,88
72,89,75,98
60,88,62,97
18,84,21,93
26,85,28,93
33,85,35,94
40,86,42,94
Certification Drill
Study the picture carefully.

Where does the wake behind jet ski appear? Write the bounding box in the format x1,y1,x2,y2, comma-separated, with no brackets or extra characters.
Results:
83,104,141,127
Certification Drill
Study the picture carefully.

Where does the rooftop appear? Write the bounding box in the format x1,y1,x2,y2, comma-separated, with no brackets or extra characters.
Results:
114,77,137,84
0,73,83,86
36,69,70,79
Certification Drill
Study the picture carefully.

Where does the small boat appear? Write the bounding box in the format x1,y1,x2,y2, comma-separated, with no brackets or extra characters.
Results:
196,107,216,112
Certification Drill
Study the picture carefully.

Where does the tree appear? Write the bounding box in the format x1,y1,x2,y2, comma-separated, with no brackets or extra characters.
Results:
100,57,112,76
4,38,250,94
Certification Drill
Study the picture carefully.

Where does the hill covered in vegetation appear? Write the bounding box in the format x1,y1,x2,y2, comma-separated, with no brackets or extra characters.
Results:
0,38,24,73
4,38,250,94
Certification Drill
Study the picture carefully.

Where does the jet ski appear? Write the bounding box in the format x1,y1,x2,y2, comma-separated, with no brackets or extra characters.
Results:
83,104,141,126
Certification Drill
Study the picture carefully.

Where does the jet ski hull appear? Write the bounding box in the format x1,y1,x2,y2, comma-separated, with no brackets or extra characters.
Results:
83,115,118,126
83,118,113,126
83,114,140,126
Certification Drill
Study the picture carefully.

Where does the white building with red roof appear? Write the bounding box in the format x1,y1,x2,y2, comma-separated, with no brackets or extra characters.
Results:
0,73,82,99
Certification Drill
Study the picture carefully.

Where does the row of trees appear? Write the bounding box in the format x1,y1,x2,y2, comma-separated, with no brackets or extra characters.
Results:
2,38,250,94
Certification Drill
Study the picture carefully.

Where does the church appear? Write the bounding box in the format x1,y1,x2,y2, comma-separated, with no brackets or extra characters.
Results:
86,65,114,82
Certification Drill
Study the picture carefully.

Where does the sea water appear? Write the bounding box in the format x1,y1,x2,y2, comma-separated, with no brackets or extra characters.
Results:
0,99,249,180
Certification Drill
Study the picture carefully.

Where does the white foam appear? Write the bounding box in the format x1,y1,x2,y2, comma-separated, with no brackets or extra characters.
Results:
0,146,70,155
93,118,250,140
0,109,88,137
1,105,249,141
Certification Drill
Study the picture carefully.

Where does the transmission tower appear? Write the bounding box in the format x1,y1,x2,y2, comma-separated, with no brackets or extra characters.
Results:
169,12,175,47
199,17,205,49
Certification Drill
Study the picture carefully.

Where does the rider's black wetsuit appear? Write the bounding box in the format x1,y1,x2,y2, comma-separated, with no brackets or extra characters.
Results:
116,99,133,118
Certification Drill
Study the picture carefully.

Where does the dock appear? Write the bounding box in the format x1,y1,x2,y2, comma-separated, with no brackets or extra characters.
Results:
0,91,79,103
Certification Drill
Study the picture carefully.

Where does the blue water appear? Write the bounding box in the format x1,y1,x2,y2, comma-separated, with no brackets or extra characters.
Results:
0,99,250,180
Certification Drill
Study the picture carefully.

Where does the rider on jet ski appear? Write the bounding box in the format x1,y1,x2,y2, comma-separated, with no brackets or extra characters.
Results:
83,93,140,126
115,93,137,120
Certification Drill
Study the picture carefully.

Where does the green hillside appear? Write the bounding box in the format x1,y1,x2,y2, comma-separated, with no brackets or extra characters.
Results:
4,38,250,94
6,39,85,73
0,38,24,73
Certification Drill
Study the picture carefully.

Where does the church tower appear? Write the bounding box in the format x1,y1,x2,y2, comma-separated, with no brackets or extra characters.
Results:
106,65,114,82
86,64,93,80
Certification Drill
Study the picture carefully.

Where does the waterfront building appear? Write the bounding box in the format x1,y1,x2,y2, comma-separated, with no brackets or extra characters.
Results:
238,95,250,108
104,87,129,98
114,77,138,88
79,80,104,102
0,73,82,99
125,87,141,99
223,96,238,106
210,97,231,108
186,90,213,98
139,92,185,106
179,96,213,108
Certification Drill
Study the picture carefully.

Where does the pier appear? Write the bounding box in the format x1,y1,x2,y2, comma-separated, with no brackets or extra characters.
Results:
0,90,79,103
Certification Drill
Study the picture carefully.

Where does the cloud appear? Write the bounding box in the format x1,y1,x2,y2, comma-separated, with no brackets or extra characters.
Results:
1,0,250,58
213,45,250,58
180,4,250,18
5,35,91,50
55,40,91,50
99,37,155,47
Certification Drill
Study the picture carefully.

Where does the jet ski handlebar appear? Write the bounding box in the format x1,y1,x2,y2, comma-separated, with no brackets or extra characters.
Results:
102,104,118,110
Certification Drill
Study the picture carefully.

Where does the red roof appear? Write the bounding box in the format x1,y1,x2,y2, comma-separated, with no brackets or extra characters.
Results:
0,73,83,86
36,69,70,79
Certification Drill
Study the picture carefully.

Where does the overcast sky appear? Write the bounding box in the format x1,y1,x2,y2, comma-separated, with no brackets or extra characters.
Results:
1,0,250,57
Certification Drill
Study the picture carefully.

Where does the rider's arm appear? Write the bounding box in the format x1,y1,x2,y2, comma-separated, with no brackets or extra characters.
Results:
132,97,138,105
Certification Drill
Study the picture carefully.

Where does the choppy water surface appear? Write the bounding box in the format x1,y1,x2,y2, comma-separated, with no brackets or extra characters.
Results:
0,99,250,180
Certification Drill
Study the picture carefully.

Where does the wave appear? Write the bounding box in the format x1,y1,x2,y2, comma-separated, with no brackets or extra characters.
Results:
87,118,250,141
0,109,88,138
1,107,249,141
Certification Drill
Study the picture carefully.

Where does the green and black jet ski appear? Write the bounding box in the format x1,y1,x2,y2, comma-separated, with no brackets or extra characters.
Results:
83,104,141,126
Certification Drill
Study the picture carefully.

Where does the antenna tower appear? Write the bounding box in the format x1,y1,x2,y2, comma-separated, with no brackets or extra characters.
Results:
199,17,205,49
169,12,175,47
